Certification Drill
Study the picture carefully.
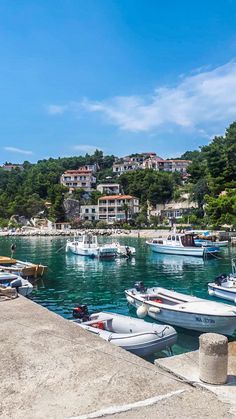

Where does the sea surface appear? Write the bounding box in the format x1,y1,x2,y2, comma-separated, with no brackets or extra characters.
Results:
1,236,236,360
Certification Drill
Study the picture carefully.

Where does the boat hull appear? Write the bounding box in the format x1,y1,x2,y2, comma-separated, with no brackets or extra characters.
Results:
125,290,236,336
66,243,117,258
208,283,236,303
148,243,204,257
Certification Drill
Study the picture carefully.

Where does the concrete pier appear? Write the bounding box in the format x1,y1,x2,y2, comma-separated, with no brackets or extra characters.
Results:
0,296,234,418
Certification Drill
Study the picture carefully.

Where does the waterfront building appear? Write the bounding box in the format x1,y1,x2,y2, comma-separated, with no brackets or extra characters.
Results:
80,205,99,222
148,194,198,220
60,168,96,192
96,183,120,195
98,195,139,223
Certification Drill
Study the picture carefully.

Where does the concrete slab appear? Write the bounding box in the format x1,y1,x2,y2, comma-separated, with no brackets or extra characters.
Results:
0,296,234,419
155,342,236,416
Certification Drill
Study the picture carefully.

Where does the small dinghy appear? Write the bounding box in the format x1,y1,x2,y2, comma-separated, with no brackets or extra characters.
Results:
112,242,136,258
125,282,236,336
208,260,236,303
72,305,177,356
0,272,33,297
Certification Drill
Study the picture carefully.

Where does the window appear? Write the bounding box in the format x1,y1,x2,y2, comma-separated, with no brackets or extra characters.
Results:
85,209,89,213
92,208,95,213
172,235,175,241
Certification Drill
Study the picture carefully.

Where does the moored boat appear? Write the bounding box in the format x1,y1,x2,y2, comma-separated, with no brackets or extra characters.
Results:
208,260,236,303
0,272,33,297
125,282,236,336
146,233,220,257
72,306,177,356
194,238,228,247
111,242,136,258
66,233,117,258
0,256,47,278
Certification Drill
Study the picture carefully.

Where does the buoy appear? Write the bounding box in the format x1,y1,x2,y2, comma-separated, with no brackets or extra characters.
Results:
208,289,215,296
127,296,134,305
137,305,148,318
148,306,161,314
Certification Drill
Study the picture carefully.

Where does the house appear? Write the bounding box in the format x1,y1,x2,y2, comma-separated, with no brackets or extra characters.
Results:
148,194,198,220
98,195,139,223
60,168,96,192
112,152,157,175
142,155,164,170
1,164,24,171
96,183,120,195
80,205,98,222
159,160,191,174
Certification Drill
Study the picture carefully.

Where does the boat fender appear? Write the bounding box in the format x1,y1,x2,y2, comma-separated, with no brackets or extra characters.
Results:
127,296,134,305
136,305,148,318
234,298,236,305
148,306,161,314
208,289,215,296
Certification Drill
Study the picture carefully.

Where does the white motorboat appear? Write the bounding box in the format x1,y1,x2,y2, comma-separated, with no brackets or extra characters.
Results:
66,234,117,258
112,242,136,258
125,282,236,336
146,233,219,257
208,260,236,303
72,306,177,356
0,272,33,297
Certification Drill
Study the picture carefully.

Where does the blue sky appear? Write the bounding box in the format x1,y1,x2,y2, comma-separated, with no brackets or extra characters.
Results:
1,0,236,163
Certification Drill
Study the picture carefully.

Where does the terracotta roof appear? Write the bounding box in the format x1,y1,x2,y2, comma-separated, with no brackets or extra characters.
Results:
98,195,137,200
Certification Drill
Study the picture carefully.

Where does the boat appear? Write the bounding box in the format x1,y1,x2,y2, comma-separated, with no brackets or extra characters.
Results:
111,242,136,258
0,272,33,297
0,256,47,278
125,282,236,336
72,305,177,357
194,238,228,247
208,260,236,303
66,234,117,258
146,233,208,257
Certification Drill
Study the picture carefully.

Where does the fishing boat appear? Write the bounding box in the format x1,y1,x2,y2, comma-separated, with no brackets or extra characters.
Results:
0,256,47,278
208,260,236,303
111,242,136,258
72,305,177,356
125,282,236,336
66,234,117,258
146,233,219,257
0,272,33,297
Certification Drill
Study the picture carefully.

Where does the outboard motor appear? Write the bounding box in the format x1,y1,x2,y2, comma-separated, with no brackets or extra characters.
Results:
125,246,132,258
10,278,23,290
134,281,146,293
72,304,90,321
214,274,227,286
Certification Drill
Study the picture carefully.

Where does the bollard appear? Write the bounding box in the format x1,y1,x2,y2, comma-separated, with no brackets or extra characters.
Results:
199,333,228,385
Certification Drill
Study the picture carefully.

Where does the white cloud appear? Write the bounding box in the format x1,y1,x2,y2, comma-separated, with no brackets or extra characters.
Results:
73,144,103,154
81,61,236,134
4,147,33,155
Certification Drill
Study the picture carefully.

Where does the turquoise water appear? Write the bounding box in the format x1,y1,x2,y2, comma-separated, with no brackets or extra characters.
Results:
1,236,236,358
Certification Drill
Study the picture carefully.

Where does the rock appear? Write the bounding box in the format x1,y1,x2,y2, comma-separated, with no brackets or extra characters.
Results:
9,215,31,227
0,286,18,300
63,198,80,220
